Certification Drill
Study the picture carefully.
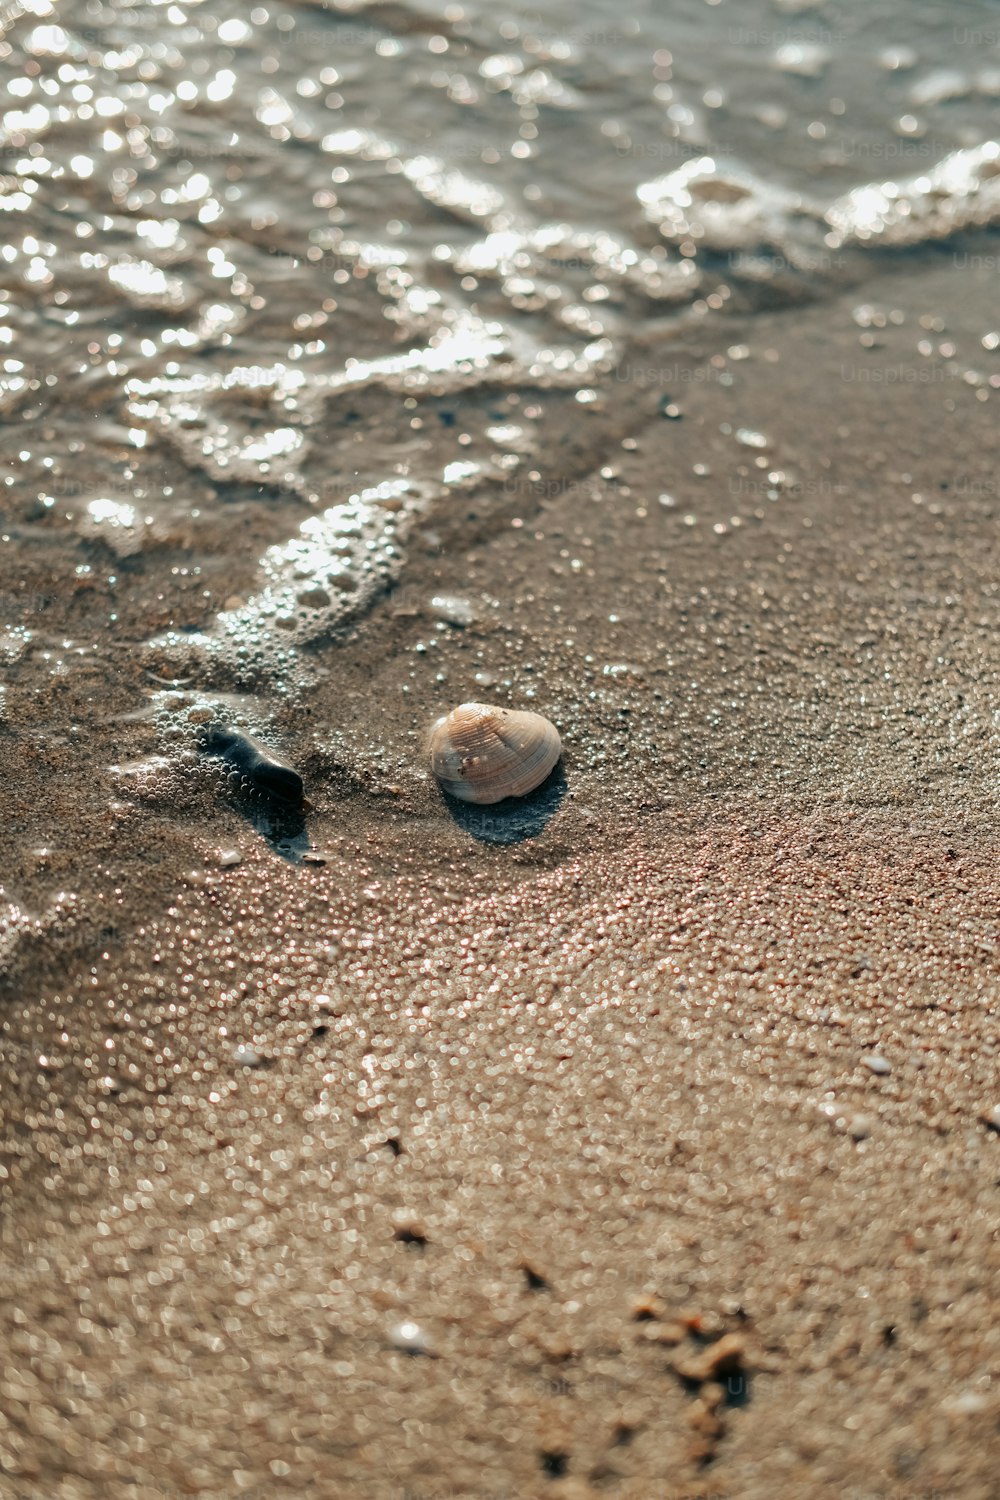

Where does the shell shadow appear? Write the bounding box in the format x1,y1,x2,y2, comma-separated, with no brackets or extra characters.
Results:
442,764,567,846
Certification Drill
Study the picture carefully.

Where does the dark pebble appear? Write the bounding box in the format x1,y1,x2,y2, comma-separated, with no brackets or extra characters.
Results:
201,724,304,807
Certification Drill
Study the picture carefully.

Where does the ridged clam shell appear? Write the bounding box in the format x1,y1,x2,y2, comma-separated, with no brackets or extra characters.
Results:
427,703,561,804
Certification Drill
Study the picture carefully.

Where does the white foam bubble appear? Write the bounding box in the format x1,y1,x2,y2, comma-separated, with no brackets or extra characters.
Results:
826,141,1000,247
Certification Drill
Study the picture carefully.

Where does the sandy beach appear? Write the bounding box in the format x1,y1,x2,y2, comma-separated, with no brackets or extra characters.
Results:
2,1,1000,1496
3,257,999,1497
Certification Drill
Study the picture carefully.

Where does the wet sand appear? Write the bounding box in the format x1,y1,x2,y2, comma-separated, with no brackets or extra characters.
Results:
2,266,999,1498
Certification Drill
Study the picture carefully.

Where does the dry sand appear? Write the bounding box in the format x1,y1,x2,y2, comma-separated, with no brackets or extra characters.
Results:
1,265,999,1498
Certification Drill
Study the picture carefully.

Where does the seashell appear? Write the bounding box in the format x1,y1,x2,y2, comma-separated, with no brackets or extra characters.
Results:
427,702,561,804
201,724,305,807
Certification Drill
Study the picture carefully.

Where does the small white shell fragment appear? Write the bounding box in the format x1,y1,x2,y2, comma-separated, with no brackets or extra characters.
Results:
864,1055,892,1075
942,1389,990,1416
429,593,476,626
231,1043,264,1068
217,848,242,868
389,1319,433,1356
427,702,561,804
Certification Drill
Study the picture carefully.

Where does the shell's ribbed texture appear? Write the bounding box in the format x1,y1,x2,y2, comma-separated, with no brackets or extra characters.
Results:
427,703,561,804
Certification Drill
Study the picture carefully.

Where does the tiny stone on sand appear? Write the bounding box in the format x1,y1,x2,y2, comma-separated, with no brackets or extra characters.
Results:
389,1319,434,1356
231,1044,264,1068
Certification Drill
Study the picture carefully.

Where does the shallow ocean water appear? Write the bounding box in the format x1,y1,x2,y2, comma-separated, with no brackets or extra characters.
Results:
2,0,999,708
